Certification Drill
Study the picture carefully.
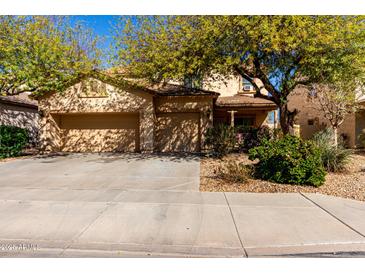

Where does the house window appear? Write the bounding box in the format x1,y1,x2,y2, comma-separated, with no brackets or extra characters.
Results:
235,117,255,128
308,119,315,126
267,111,275,124
242,77,253,92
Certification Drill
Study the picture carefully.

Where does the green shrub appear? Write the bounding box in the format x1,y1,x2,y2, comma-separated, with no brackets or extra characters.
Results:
248,135,326,187
0,125,29,159
216,161,253,183
235,125,282,150
205,124,236,157
312,128,352,172
241,125,274,149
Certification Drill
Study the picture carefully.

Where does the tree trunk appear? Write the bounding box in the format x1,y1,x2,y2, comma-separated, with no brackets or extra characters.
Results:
279,103,297,135
333,126,338,148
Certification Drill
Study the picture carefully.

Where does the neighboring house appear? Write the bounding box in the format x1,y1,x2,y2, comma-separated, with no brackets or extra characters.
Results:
37,72,276,153
288,87,365,148
0,93,39,146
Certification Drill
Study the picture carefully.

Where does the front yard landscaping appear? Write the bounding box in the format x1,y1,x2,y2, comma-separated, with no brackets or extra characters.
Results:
200,151,365,201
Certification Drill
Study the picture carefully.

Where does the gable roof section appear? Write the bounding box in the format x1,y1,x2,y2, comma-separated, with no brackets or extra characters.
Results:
32,70,156,100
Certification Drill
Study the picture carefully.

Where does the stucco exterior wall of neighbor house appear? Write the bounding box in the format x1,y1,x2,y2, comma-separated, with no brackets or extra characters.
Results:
0,99,39,146
288,87,357,148
38,78,155,153
154,96,214,152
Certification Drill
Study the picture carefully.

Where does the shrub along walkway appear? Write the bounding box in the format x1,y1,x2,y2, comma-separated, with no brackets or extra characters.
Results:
200,152,365,201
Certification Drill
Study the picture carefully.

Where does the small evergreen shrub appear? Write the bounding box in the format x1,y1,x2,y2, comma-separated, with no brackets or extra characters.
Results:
216,161,253,183
312,128,352,172
0,125,29,159
248,135,326,187
205,124,236,158
236,125,282,150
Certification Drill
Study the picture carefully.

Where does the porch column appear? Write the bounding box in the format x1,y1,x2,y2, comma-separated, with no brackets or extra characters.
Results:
227,110,237,127
273,109,279,129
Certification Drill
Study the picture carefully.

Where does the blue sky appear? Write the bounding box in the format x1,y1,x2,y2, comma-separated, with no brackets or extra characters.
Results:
72,15,117,49
70,15,119,67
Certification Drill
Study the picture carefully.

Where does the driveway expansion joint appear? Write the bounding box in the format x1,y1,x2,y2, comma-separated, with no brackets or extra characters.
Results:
300,192,365,239
59,202,116,256
223,192,248,258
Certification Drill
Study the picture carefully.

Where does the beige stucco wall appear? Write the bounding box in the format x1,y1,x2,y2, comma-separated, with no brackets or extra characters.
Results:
202,75,269,98
0,102,39,146
38,77,154,152
170,74,266,97
203,75,243,97
288,87,357,147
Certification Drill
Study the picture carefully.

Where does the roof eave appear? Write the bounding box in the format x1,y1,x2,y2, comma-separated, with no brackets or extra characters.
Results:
215,103,277,110
0,98,38,109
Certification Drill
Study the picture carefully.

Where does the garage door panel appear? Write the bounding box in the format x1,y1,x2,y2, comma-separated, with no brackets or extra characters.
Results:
60,113,138,129
61,129,137,152
156,113,200,152
58,113,139,152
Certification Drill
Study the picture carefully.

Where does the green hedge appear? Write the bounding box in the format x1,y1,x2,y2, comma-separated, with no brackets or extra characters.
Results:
248,135,326,187
0,125,29,159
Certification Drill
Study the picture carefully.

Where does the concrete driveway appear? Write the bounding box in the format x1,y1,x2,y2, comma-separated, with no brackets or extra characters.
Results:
0,153,200,191
1,154,365,257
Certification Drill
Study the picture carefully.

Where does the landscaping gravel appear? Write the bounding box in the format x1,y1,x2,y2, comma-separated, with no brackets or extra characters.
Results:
200,152,365,201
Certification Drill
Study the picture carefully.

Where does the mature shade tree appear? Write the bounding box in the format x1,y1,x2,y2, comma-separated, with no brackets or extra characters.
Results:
114,16,365,134
0,16,101,97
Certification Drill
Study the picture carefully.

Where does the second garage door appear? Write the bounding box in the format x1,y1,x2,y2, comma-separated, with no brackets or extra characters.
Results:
57,113,140,152
155,112,201,152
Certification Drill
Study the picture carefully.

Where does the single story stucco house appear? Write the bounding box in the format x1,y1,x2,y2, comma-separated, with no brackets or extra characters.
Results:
37,72,276,153
0,93,39,145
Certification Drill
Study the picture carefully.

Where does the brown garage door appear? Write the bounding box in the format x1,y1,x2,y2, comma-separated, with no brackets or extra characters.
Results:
155,112,200,152
58,113,140,152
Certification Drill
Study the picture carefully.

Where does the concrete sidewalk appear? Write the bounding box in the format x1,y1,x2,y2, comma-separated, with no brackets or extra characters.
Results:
0,189,365,257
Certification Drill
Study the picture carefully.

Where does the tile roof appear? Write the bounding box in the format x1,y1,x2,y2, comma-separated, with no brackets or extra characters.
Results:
0,93,38,108
216,95,277,108
146,83,220,97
